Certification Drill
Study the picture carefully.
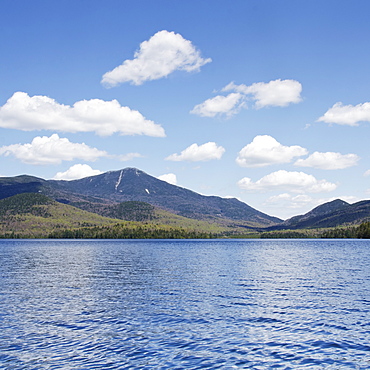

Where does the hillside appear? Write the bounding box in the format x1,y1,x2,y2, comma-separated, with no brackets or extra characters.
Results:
101,201,239,233
0,193,123,238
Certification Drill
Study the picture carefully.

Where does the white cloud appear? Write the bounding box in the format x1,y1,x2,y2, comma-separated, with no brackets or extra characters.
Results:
190,93,244,118
0,134,108,165
222,79,302,108
265,193,358,211
364,170,370,177
118,153,143,161
101,30,211,87
318,102,370,126
158,173,177,185
265,193,315,209
295,151,359,170
0,92,165,137
166,142,225,162
236,135,307,168
237,170,337,193
191,79,302,117
53,164,102,180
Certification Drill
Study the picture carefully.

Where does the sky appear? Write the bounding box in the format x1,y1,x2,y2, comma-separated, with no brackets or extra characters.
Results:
1,0,370,220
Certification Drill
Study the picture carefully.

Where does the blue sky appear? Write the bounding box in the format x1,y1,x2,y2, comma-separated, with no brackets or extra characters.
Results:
1,0,370,219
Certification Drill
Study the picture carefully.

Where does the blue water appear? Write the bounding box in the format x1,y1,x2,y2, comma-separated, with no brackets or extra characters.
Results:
0,239,369,369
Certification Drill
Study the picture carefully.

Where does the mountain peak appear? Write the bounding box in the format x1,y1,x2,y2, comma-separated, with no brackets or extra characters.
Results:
0,167,282,227
303,199,349,217
47,167,282,226
107,167,145,175
280,198,351,229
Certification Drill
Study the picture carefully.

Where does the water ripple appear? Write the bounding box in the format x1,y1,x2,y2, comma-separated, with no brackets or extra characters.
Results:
1,239,370,369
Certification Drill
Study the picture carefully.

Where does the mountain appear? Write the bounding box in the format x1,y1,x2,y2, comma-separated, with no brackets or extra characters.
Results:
277,199,370,229
0,168,282,228
51,168,282,226
2,171,370,234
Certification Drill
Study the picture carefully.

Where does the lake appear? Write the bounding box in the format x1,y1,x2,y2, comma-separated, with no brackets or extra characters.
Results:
0,239,369,369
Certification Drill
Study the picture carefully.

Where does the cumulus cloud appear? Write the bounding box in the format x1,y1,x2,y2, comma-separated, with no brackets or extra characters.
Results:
295,151,359,170
191,79,302,117
265,193,315,210
0,134,108,165
53,164,102,180
236,135,307,168
158,173,177,185
190,93,244,118
318,102,370,126
101,30,211,87
0,92,165,137
166,142,225,162
364,170,370,177
237,170,337,193
223,79,302,108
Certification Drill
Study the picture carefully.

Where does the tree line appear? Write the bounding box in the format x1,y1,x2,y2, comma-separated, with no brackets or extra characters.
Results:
48,223,214,239
320,221,370,238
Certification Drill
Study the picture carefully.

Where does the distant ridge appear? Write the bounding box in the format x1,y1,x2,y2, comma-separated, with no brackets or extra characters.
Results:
282,199,349,229
0,175,47,199
271,199,370,230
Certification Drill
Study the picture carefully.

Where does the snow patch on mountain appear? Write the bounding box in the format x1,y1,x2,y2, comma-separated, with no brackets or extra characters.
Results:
115,170,123,191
